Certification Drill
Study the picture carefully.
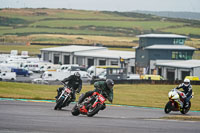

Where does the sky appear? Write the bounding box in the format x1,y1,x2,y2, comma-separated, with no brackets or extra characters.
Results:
0,0,200,13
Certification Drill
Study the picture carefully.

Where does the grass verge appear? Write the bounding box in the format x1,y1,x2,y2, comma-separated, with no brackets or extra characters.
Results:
0,82,200,111
161,115,200,121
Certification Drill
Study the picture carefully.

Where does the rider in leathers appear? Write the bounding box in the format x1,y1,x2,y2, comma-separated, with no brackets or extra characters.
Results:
176,78,192,107
56,72,82,102
78,79,114,110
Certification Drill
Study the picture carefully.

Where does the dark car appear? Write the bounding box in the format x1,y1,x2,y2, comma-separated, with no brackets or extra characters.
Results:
11,68,29,76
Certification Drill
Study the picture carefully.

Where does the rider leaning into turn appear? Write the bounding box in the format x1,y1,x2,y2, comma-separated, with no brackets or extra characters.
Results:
176,78,192,107
78,79,114,110
56,72,82,102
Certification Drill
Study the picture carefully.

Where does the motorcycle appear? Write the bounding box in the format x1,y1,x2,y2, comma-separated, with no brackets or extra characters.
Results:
54,83,73,110
164,88,192,114
71,91,106,117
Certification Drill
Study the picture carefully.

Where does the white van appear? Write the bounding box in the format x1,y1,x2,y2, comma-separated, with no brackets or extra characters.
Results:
57,64,79,72
0,72,16,81
87,66,106,77
22,62,40,73
40,64,61,72
33,71,69,83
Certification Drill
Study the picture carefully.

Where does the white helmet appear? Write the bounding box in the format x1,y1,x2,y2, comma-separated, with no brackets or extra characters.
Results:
184,78,190,87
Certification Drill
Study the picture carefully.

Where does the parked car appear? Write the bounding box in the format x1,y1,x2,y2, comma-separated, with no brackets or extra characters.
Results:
11,68,30,76
141,75,164,80
184,76,199,81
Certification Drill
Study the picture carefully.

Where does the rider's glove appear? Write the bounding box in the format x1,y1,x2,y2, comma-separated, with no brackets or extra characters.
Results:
107,97,112,103
61,81,65,85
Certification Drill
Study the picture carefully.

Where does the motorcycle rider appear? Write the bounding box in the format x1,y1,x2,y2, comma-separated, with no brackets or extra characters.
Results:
176,78,192,108
78,79,114,110
55,72,82,102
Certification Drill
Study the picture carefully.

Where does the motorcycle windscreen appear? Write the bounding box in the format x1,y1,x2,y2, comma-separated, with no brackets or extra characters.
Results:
98,94,106,102
65,88,71,93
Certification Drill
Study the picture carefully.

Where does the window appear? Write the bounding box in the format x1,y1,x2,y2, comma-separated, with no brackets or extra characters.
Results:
108,68,124,75
77,57,83,66
43,53,49,62
99,60,106,66
173,39,185,45
172,51,192,60
64,55,70,64
140,38,145,45
111,60,118,66
54,54,60,64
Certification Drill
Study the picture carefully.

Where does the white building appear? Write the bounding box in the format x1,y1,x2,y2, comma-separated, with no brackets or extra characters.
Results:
156,60,200,80
40,45,135,73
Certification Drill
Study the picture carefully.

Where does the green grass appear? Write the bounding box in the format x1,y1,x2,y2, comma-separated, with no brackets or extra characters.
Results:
0,82,199,111
32,36,72,43
162,115,200,121
193,51,200,60
1,8,199,38
30,20,185,30
0,9,144,21
0,27,120,36
0,45,55,55
162,26,200,35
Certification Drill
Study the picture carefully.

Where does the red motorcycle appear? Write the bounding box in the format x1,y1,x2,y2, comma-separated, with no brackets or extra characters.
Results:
71,91,106,117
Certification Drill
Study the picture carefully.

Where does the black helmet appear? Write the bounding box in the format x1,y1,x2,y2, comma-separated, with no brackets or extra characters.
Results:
74,72,81,79
106,79,114,90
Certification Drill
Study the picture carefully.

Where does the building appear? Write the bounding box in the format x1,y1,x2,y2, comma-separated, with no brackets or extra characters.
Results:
135,34,196,75
40,45,135,73
156,60,200,80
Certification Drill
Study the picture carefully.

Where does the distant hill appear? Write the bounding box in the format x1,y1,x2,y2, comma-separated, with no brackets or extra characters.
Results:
0,8,200,47
134,11,200,20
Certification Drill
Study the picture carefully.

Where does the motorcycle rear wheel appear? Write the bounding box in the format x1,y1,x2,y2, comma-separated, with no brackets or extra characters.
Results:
71,104,80,116
87,104,102,117
180,101,191,114
164,101,172,114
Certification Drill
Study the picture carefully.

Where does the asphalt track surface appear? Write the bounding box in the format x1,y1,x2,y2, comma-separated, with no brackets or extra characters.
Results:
0,100,200,133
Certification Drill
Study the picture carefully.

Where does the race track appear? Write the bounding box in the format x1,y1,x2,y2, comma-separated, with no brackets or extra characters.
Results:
0,100,200,133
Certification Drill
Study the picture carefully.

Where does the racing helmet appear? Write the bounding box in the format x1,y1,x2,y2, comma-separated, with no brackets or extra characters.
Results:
74,72,81,79
183,78,190,87
106,79,114,90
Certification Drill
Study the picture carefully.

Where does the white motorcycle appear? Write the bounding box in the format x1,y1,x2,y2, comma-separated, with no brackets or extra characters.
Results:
164,88,193,114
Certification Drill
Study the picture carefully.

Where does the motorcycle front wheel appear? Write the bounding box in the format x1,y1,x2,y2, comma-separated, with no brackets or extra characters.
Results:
87,104,102,117
54,97,64,110
164,101,172,114
71,104,80,116
180,101,191,114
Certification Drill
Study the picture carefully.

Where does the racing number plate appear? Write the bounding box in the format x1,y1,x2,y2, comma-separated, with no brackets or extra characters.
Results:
98,94,106,102
65,88,71,93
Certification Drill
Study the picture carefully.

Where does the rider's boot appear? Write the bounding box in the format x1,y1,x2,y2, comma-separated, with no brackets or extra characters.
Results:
78,94,85,105
100,103,106,110
55,91,61,99
55,87,63,98
185,102,189,108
